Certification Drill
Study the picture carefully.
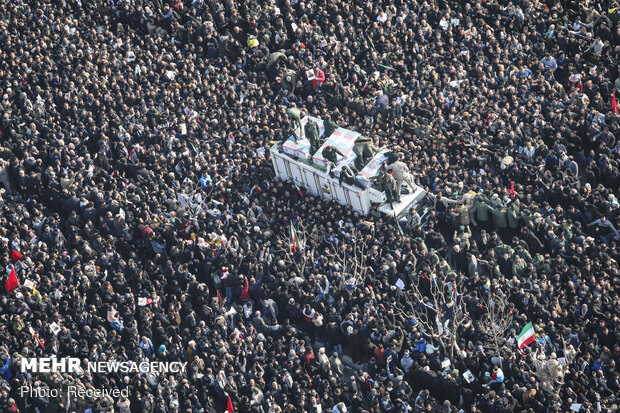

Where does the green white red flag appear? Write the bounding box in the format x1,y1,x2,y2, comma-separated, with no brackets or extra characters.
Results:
293,180,303,196
517,322,536,350
290,220,301,252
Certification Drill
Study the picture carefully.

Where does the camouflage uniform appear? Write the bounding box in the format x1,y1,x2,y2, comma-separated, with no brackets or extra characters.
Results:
338,165,359,187
287,107,302,139
305,120,321,155
323,146,344,164
324,119,339,138
281,70,299,95
372,171,399,205
353,137,379,168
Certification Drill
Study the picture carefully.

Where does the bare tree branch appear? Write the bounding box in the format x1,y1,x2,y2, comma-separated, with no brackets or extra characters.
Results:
409,275,471,363
480,292,514,368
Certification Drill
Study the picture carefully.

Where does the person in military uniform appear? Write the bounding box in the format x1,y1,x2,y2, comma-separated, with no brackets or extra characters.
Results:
324,114,339,138
507,203,521,235
281,69,299,95
305,118,321,156
266,50,287,73
287,107,303,140
492,205,509,237
371,170,400,207
353,136,379,169
454,225,472,250
338,165,360,187
385,156,417,197
475,193,492,231
322,145,344,165
384,151,400,165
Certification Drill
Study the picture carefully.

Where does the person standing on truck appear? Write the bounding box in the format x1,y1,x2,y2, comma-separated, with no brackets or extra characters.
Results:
372,170,400,207
305,118,321,156
287,106,303,139
353,136,379,168
324,114,339,138
385,157,417,197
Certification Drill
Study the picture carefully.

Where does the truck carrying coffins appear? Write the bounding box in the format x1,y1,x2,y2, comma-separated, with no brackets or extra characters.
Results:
270,116,435,222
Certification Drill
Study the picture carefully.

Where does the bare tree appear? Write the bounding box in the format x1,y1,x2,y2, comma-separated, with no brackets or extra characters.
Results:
331,229,370,284
408,275,472,363
275,219,318,277
480,292,514,368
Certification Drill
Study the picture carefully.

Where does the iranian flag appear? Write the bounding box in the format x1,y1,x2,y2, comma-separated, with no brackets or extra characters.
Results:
293,180,303,196
290,220,301,252
517,322,536,350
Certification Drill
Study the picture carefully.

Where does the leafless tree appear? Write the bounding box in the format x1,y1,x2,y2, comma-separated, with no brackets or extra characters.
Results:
275,219,318,277
408,275,472,363
331,229,370,284
480,292,514,368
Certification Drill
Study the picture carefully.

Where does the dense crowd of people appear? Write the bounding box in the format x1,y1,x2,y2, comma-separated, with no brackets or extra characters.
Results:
1,0,620,412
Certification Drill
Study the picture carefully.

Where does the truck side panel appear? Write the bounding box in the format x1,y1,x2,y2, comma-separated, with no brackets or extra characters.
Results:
272,152,290,181
331,182,349,206
347,187,368,215
316,175,334,200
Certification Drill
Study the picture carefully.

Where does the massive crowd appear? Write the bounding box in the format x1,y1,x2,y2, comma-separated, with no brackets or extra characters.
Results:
0,0,619,412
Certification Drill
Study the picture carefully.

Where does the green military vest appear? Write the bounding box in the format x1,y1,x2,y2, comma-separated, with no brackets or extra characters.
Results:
493,207,508,228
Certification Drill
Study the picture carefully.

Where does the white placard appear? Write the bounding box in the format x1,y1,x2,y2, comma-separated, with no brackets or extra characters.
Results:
50,322,61,335
463,370,475,383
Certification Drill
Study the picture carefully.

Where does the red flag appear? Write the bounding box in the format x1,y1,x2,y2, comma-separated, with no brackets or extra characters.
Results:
508,181,515,196
5,268,18,293
226,395,234,413
613,89,619,114
33,332,46,350
12,250,23,264
217,290,222,307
